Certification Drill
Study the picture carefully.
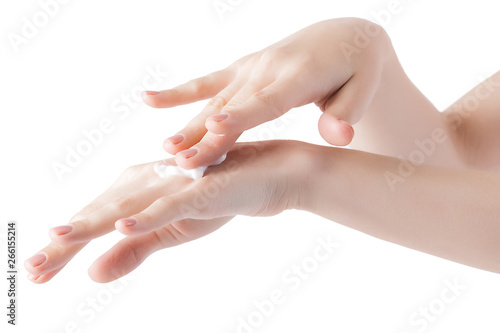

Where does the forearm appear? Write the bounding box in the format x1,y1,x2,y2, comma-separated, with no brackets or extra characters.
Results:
349,28,462,169
298,145,500,273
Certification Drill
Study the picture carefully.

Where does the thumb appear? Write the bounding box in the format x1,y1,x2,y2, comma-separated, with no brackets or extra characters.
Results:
317,72,377,146
318,113,354,146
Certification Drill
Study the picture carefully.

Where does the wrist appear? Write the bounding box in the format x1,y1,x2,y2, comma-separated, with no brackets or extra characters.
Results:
285,142,343,212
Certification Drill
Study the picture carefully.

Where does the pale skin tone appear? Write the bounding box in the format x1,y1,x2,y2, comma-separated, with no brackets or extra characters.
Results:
25,18,500,283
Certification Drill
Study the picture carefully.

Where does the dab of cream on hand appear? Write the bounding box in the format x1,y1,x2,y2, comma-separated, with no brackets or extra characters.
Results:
154,154,227,181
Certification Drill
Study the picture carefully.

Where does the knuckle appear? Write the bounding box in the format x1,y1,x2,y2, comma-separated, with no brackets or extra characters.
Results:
120,165,141,179
198,136,221,152
189,76,208,94
71,201,100,222
222,101,240,113
253,89,278,108
138,211,154,225
206,95,227,109
71,218,91,231
181,123,201,135
157,196,175,208
47,242,67,256
258,49,279,68
113,195,134,211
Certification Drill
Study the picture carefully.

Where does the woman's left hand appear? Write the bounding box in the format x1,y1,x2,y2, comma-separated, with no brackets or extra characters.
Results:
25,140,308,283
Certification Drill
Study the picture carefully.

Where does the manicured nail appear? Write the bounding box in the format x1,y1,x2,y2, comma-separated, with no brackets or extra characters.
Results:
118,218,137,227
178,148,198,159
144,91,160,96
28,274,40,281
209,113,229,122
50,225,73,236
165,134,184,145
25,253,47,268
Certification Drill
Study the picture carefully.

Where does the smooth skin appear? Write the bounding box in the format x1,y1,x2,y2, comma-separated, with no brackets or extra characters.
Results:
25,18,500,283
25,140,500,284
142,17,464,170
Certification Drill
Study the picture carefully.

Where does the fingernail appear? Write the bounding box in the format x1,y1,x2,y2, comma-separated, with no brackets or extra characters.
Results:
209,113,229,122
25,253,47,268
165,134,184,145
144,91,160,96
50,225,73,236
178,148,198,159
118,218,137,227
28,274,40,281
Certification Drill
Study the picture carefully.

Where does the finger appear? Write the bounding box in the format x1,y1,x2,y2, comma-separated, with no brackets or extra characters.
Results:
163,82,241,155
49,180,191,245
142,69,234,108
25,184,127,282
204,77,303,134
24,242,86,279
318,113,354,146
28,266,65,284
69,167,150,223
169,82,258,167
25,165,154,283
89,217,231,282
318,73,376,146
174,131,240,169
114,190,202,236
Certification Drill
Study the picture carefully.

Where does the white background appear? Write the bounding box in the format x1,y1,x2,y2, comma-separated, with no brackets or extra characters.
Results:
1,0,499,332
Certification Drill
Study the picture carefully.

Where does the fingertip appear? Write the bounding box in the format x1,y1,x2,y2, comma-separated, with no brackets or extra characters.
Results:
88,261,111,283
337,119,355,145
27,274,41,283
115,218,138,235
163,134,186,154
142,90,171,108
174,147,202,169
48,225,74,244
143,90,160,97
318,113,354,146
141,90,156,104
24,252,47,273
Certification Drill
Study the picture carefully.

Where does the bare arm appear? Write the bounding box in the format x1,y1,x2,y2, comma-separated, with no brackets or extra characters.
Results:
25,140,500,283
301,144,500,274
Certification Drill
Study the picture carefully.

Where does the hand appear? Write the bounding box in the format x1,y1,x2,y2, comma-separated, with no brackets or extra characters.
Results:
143,18,388,169
25,141,306,283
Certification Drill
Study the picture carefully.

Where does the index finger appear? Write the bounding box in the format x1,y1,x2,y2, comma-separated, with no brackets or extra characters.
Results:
142,69,234,108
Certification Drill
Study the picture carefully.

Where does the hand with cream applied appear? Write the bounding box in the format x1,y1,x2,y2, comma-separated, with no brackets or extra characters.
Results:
154,154,226,180
25,140,500,283
24,141,304,283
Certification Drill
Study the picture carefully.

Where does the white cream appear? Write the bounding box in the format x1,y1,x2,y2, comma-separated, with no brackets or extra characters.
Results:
154,154,227,180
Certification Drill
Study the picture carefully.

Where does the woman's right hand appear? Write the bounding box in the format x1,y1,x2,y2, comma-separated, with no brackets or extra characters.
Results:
142,18,389,169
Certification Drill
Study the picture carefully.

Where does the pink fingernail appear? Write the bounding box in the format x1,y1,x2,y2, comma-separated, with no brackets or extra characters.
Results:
28,274,40,281
209,113,229,122
145,91,160,96
25,253,47,268
119,218,137,227
50,225,73,236
178,148,198,159
166,134,184,145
